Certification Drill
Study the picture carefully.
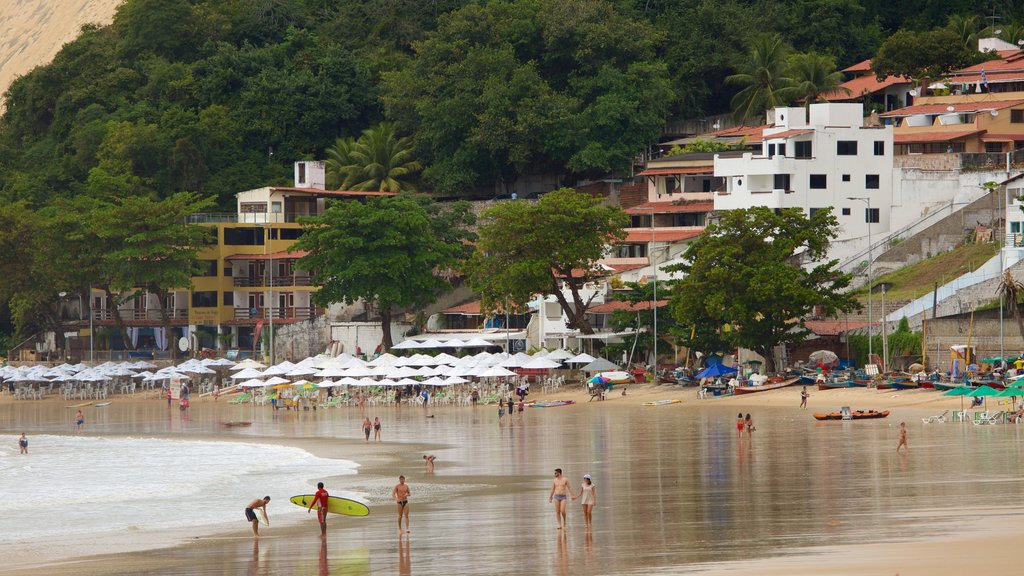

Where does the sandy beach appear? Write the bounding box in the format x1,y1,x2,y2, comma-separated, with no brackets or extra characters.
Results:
2,380,1023,575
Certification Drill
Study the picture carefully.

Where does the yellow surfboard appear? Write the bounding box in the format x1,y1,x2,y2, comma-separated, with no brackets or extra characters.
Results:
290,494,370,517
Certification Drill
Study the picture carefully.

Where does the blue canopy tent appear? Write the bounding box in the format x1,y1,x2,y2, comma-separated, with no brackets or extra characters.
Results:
695,363,738,379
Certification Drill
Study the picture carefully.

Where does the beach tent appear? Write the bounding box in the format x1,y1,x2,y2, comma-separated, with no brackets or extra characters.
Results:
581,358,621,373
695,363,738,379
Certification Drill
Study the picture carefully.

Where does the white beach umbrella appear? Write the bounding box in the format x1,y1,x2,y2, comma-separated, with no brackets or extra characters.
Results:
439,339,465,348
231,367,266,380
545,349,575,361
239,378,270,388
443,375,470,385
264,376,292,386
342,365,377,378
367,353,398,367
231,359,266,371
387,366,421,379
478,366,517,378
433,352,460,364
395,377,419,386
421,376,447,386
315,366,348,378
418,339,445,349
522,357,562,370
377,378,398,387
461,338,492,347
336,377,360,386
499,352,533,368
391,340,420,350
286,366,318,378
566,353,597,364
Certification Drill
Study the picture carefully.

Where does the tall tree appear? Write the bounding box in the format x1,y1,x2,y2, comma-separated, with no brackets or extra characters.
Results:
871,29,981,81
726,35,796,122
326,123,422,192
293,194,474,350
996,271,1024,341
946,13,980,50
667,207,859,373
788,52,850,104
467,188,629,334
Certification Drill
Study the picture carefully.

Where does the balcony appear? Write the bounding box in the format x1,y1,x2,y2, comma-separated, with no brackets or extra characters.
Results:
233,275,314,287
91,309,189,322
233,307,320,321
188,212,319,224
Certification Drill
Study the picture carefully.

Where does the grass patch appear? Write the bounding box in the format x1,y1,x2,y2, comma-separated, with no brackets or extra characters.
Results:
855,242,1000,300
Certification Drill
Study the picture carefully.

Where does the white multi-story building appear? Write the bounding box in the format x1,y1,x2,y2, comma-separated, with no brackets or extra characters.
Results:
714,103,894,254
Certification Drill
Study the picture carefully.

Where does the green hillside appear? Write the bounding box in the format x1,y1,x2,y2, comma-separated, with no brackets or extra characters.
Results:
859,241,1000,301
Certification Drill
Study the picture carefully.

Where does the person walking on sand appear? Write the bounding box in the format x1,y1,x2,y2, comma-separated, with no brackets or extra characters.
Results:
800,386,809,409
75,409,85,432
745,413,755,437
736,413,744,438
245,496,271,539
19,433,28,454
897,422,908,453
392,475,411,534
373,417,382,442
362,417,372,442
572,474,597,530
423,454,436,473
307,482,329,536
549,468,575,530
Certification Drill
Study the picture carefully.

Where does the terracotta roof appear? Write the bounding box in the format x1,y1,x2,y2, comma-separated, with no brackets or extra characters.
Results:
606,263,648,274
622,229,703,243
954,52,1024,74
637,166,714,176
823,74,912,101
893,130,985,144
268,187,397,197
881,99,1024,117
946,70,1024,85
587,300,670,314
804,320,868,336
762,128,814,139
226,250,308,261
981,133,1024,141
625,201,714,215
443,301,482,315
842,59,873,73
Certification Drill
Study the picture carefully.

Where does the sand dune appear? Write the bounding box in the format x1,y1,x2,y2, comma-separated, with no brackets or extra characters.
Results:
0,0,121,102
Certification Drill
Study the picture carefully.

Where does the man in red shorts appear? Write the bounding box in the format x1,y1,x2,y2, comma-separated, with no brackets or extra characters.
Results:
307,482,329,536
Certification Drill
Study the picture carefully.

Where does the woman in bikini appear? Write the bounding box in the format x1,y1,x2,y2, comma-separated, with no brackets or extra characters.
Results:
736,413,744,437
745,413,755,437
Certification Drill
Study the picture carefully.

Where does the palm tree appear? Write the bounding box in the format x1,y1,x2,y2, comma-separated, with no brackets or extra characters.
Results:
946,14,980,50
996,271,1024,341
787,52,850,105
999,23,1024,48
324,136,359,189
323,123,422,192
726,35,796,123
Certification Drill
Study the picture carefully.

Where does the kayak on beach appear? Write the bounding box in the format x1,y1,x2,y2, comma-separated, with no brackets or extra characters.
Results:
643,399,681,406
530,400,575,408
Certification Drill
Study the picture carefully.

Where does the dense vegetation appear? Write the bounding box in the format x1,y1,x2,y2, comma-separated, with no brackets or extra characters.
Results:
3,0,1024,350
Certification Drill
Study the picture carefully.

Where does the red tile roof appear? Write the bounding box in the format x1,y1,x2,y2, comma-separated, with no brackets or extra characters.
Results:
443,301,482,315
893,130,985,144
823,74,912,101
587,300,670,314
954,51,1024,74
842,59,873,73
625,201,714,215
606,263,648,274
981,133,1024,141
946,70,1024,85
881,99,1024,117
622,229,703,243
804,320,868,336
762,128,814,139
268,187,397,197
226,250,308,261
637,166,714,176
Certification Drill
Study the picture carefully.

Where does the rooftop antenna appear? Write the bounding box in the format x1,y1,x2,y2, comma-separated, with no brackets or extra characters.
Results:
985,7,1001,35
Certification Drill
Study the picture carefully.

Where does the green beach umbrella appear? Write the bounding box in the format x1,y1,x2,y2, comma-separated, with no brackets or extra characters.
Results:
1009,376,1024,387
943,385,973,413
998,386,1024,410
968,385,1001,412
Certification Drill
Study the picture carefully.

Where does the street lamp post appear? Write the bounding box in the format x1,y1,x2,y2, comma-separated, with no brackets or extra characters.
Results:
848,197,873,368
650,210,658,373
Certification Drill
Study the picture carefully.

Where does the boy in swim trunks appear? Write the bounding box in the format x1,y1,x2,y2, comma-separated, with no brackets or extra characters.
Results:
245,496,270,539
548,468,575,530
307,482,329,536
392,475,411,534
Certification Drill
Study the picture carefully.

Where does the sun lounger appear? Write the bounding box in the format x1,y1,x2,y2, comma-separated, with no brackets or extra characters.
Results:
972,411,1004,425
922,410,949,424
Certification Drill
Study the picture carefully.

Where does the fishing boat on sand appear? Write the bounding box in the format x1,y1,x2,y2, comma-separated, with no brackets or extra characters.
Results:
733,377,801,395
813,409,889,421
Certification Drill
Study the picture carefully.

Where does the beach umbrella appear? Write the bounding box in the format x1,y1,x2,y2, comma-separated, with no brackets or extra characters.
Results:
367,353,399,367
581,358,621,373
231,367,266,380
433,352,460,364
969,384,1002,411
545,349,575,361
461,338,492,348
443,375,469,385
695,363,738,379
391,340,420,350
264,376,292,386
231,359,266,371
478,366,517,378
439,339,465,348
522,356,562,370
293,380,316,390
998,386,1024,410
238,378,270,388
395,377,420,386
286,366,318,378
943,384,973,413
566,353,597,365
421,376,447,386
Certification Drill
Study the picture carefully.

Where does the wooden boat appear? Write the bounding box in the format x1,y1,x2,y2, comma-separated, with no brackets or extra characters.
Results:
813,410,890,421
817,380,864,391
733,377,800,395
221,421,253,427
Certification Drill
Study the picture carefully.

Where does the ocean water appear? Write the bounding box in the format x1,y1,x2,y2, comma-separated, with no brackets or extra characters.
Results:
0,435,358,543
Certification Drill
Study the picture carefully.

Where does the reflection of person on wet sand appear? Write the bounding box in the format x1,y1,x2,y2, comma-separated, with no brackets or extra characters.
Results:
398,533,411,576
319,532,329,576
392,475,411,534
548,468,575,530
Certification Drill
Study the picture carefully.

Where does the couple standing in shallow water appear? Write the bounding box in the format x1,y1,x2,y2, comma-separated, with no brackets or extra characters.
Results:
549,468,597,530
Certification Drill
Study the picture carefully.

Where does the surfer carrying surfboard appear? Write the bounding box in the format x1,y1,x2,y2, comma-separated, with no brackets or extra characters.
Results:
245,496,270,539
307,482,330,535
392,475,411,534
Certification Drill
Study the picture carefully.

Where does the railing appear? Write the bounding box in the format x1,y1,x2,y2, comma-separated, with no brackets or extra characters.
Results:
837,198,960,275
233,275,314,287
188,212,318,224
233,307,319,321
91,309,189,321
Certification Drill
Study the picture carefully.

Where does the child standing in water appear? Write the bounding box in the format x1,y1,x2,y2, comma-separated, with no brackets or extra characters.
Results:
897,422,908,453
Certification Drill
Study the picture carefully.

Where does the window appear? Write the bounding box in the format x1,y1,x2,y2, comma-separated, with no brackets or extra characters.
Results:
223,227,264,246
809,208,824,218
269,228,278,240
865,208,880,223
809,174,827,189
1012,109,1024,123
985,142,1004,153
837,141,858,155
224,266,233,277
240,202,267,213
1012,222,1021,233
773,173,791,190
191,291,218,308
842,174,851,182
702,179,712,192
223,291,234,306
865,174,880,189
767,143,776,157
778,143,786,156
794,140,812,158
842,208,851,216
297,162,307,183
271,201,283,214
873,141,885,155
279,228,302,240
195,260,217,277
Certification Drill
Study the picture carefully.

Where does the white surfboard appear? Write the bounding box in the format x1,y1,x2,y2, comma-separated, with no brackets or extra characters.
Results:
257,507,269,526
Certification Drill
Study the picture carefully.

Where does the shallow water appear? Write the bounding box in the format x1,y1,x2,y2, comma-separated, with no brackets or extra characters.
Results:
3,401,1024,575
